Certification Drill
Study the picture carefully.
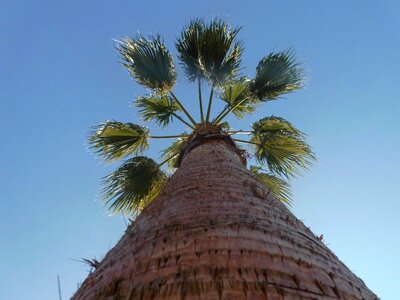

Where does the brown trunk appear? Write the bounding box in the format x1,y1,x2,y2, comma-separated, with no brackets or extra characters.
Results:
73,139,378,299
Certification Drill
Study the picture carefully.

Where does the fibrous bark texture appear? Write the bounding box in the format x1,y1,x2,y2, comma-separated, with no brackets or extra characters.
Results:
73,140,378,299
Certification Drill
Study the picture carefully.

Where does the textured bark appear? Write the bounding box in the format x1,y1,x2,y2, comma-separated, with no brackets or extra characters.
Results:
73,139,378,299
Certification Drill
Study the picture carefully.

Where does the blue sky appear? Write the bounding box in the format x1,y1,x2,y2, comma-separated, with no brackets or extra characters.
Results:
1,1,399,299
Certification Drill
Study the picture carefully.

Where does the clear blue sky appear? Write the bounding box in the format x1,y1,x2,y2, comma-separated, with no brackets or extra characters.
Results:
1,1,399,299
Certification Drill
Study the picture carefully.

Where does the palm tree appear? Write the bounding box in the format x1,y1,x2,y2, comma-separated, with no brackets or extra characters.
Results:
89,20,313,214
73,19,377,299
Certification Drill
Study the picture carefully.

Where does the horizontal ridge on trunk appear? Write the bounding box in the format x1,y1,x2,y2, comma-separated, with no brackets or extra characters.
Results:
73,139,378,300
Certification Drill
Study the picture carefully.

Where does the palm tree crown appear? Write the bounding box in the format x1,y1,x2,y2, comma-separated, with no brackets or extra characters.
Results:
89,18,315,216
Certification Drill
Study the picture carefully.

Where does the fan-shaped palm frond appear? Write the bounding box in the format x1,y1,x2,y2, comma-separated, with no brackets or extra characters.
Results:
200,19,243,84
250,50,304,101
249,117,315,177
118,34,176,92
160,135,187,169
89,121,149,162
176,19,243,85
176,19,205,81
215,79,258,122
252,116,304,138
136,94,180,128
251,135,314,177
250,166,292,205
102,156,167,215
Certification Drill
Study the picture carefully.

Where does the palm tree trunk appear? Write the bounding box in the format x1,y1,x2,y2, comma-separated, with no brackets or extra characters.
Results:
72,139,378,300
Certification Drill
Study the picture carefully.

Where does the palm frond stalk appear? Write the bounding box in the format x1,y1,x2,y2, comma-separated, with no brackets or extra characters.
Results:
228,130,253,135
198,79,205,122
205,84,215,122
169,92,197,126
149,135,188,139
233,138,259,146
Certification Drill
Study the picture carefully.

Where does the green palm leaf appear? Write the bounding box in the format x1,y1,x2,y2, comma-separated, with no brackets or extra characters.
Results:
176,19,243,85
200,19,243,84
252,116,304,138
250,116,315,177
160,136,187,169
219,78,258,119
176,19,205,81
250,166,292,205
136,94,180,128
102,156,167,215
250,50,304,101
118,34,176,92
89,121,149,162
